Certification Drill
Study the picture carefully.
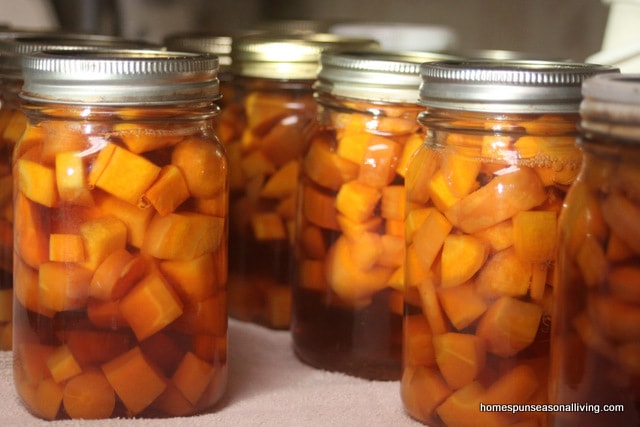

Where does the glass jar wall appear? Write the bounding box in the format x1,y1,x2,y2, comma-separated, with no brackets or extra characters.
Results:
292,50,457,380
549,73,640,426
401,60,617,426
13,49,228,420
225,33,378,329
0,33,158,351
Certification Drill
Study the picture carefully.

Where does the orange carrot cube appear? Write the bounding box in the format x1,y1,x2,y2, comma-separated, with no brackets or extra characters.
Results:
79,216,128,271
335,180,381,222
49,233,86,263
412,209,452,272
476,248,532,299
55,151,94,207
513,210,557,262
160,253,217,302
142,164,190,216
46,344,82,383
303,136,359,191
260,160,299,199
38,262,93,312
16,158,59,207
440,234,488,288
94,192,155,249
434,332,486,389
438,282,488,330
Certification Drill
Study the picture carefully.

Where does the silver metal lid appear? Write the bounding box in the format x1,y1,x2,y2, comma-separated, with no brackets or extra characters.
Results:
163,32,233,68
315,50,459,103
419,60,618,113
20,49,220,105
0,33,159,79
580,73,640,142
231,33,379,80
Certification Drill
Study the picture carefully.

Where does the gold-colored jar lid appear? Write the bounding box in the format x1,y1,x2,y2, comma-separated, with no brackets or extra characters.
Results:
231,32,379,80
21,49,219,105
163,31,233,69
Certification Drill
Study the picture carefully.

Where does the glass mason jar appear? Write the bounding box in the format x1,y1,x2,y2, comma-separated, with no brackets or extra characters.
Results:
13,49,228,420
226,33,378,329
0,33,158,351
549,73,640,426
401,60,617,426
292,50,458,380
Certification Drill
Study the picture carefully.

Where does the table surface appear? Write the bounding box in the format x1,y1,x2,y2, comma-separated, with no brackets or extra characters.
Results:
0,319,422,427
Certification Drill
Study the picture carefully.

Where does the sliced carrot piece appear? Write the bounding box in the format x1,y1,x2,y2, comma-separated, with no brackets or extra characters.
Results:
260,160,299,199
86,299,128,329
46,344,82,383
440,152,481,198
438,282,488,331
302,185,340,230
434,332,486,390
173,292,226,336
172,137,227,199
380,185,405,221
336,214,382,239
61,329,131,365
401,366,452,423
16,158,59,208
259,114,309,167
428,170,461,213
472,219,514,253
436,381,509,427
89,250,148,301
417,274,449,335
152,382,194,417
440,234,488,288
482,363,539,406
113,122,184,154
142,164,190,216
588,294,640,342
251,212,287,241
405,146,439,204
63,368,116,419
476,296,542,357
446,166,546,234
89,143,162,205
39,262,93,312
404,314,436,368
94,191,155,249
49,233,86,263
119,271,184,340
79,216,128,272
101,346,167,415
335,180,381,222
357,136,401,188
412,209,452,272
513,210,557,262
160,253,217,302
264,285,291,328
14,192,50,269
476,248,532,299
171,352,214,405
142,212,224,260
17,343,56,384
299,225,327,259
54,151,94,207
395,133,424,177
303,135,359,191
33,378,64,420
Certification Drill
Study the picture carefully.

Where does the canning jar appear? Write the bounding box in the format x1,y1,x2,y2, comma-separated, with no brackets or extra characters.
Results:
401,60,617,426
13,49,228,420
226,33,378,329
549,73,640,426
0,33,158,351
292,50,457,380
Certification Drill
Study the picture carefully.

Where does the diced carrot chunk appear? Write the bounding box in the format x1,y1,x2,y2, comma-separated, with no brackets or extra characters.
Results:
86,299,128,329
89,143,161,205
405,207,435,243
396,133,424,177
473,219,514,253
89,250,148,301
576,234,608,288
153,382,194,417
401,366,452,423
476,296,542,357
412,209,452,272
440,234,488,288
142,212,224,260
405,244,431,289
61,329,131,365
404,315,436,367
39,262,93,312
55,151,94,207
440,152,481,198
16,158,59,207
251,212,287,241
335,180,381,222
428,170,461,212
325,235,393,302
378,234,405,268
14,192,50,269
588,294,640,342
264,285,291,329
385,218,404,237
446,166,546,233
49,233,86,263
119,271,184,340
405,146,439,204
434,332,486,389
173,293,226,336
170,352,214,405
244,91,297,134
18,343,56,384
79,216,128,271
418,273,449,335
63,368,116,419
436,381,509,427
304,136,359,191
33,378,64,420
302,185,340,230
94,191,154,249
529,263,548,303
513,210,557,262
259,114,308,167
102,346,167,415
260,160,299,199
299,225,327,259
113,123,183,154
482,363,539,405
381,185,405,221
46,344,82,383
476,248,532,299
142,164,190,216
160,253,217,302
357,137,401,188
299,259,328,292
336,214,382,239
438,282,488,330
336,132,372,164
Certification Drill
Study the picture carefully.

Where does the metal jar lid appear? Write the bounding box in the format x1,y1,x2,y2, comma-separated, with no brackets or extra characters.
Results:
20,49,220,105
315,50,459,103
419,60,619,113
0,33,159,80
231,33,379,80
580,73,640,142
163,31,233,69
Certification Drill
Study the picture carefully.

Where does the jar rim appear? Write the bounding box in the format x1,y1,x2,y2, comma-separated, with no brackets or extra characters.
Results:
20,48,220,106
419,59,619,113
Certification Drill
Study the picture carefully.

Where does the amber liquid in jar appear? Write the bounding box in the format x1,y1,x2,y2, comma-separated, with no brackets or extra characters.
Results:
292,96,424,380
549,139,640,426
12,103,228,420
226,77,316,329
401,110,581,425
0,79,26,350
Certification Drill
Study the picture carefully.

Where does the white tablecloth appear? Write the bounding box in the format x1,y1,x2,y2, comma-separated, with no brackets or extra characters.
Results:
0,319,421,426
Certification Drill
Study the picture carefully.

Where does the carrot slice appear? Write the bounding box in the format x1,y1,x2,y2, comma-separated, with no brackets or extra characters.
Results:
16,158,60,208
101,346,167,415
434,333,486,390
63,368,115,419
171,137,227,199
440,234,488,288
141,164,190,216
46,344,82,383
55,151,94,207
171,352,214,405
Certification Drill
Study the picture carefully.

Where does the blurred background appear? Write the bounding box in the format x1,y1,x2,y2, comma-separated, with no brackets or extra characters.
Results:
0,0,632,66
